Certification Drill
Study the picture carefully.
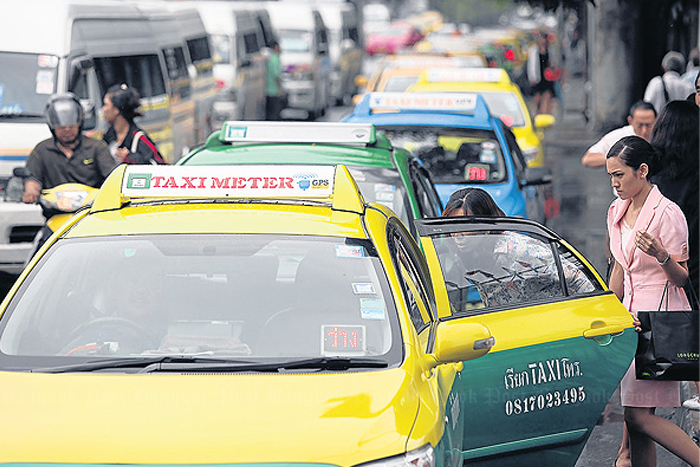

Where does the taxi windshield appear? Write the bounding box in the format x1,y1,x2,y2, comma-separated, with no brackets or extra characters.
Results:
0,235,401,370
378,126,507,184
0,52,57,119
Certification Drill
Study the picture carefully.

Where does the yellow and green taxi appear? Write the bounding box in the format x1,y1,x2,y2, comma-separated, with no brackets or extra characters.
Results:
0,163,634,466
408,67,554,167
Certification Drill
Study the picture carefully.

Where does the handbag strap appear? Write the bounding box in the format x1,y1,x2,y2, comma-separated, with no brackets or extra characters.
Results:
130,131,144,153
657,281,670,310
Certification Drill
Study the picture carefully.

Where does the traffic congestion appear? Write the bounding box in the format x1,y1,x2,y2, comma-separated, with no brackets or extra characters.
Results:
0,0,698,466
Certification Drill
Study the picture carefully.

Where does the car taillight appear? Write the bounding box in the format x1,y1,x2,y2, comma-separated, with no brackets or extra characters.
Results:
215,79,226,90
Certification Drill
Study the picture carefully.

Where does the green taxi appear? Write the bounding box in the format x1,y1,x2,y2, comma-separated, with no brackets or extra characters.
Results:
178,122,443,234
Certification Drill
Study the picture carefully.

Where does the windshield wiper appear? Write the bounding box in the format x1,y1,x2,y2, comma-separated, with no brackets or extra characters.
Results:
141,356,389,373
29,356,389,374
30,356,256,374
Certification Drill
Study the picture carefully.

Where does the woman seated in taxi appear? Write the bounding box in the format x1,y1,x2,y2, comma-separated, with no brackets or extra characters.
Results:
441,188,595,311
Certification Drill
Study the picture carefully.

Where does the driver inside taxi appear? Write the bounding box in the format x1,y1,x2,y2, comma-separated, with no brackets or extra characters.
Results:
62,259,168,356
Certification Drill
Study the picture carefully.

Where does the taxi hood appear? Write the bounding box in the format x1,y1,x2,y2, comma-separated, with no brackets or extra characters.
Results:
0,368,420,464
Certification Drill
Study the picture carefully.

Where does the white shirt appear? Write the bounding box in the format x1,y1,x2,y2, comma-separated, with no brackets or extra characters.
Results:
587,125,635,157
587,125,635,197
643,71,695,114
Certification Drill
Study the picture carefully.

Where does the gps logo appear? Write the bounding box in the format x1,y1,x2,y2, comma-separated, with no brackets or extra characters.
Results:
293,172,317,191
293,172,330,191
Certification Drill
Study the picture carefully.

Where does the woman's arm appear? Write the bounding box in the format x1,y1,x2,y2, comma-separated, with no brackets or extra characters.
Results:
609,259,624,301
635,229,689,287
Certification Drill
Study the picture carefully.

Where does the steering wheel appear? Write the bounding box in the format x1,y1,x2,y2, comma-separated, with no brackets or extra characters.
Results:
60,317,161,356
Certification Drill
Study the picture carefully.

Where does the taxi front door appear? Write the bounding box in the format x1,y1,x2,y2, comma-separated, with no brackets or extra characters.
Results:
416,217,635,467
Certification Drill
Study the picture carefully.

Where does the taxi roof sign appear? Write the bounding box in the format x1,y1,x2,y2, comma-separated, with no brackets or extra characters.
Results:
423,67,510,84
91,164,366,214
121,165,336,199
387,55,479,69
368,92,478,112
219,121,376,145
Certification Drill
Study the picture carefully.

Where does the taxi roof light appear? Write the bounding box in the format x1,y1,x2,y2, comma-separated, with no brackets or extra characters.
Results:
90,164,365,214
367,92,479,112
423,67,510,84
218,121,376,146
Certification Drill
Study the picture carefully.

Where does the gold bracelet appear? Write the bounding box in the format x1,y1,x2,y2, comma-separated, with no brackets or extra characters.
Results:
656,252,671,265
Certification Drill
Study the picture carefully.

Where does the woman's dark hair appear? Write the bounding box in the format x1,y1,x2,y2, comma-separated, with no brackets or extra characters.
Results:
442,187,505,217
606,135,660,177
105,83,143,122
649,100,699,179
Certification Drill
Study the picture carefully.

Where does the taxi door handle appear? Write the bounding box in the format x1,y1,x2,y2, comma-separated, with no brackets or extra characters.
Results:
583,321,626,339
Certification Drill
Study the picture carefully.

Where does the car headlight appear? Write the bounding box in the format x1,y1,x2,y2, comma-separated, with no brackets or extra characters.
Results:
355,445,434,467
522,147,540,164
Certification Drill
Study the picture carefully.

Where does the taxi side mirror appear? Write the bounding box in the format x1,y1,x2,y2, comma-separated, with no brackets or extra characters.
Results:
354,75,368,87
534,114,556,129
431,320,494,366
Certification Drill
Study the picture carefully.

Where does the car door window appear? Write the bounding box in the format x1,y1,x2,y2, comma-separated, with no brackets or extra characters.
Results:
430,229,600,315
388,224,434,334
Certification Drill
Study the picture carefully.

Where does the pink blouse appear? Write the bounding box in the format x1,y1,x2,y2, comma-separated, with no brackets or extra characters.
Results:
607,185,690,313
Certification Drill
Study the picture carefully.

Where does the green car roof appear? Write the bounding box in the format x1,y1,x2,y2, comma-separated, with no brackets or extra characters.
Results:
179,131,401,170
178,130,426,226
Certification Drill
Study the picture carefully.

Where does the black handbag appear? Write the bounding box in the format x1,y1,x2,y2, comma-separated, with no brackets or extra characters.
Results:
635,283,699,381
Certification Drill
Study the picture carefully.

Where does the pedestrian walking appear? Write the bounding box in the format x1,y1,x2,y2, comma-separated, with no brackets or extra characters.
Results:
581,101,656,169
265,41,286,121
606,135,699,467
643,51,694,114
102,84,165,165
527,33,559,115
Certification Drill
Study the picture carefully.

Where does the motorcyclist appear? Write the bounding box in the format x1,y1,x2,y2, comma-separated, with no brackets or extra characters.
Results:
22,92,117,207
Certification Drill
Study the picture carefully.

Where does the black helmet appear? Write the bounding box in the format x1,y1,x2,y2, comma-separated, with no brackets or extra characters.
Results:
44,93,84,135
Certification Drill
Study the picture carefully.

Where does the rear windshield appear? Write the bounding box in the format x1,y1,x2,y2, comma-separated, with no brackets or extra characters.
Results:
475,91,526,128
94,54,166,98
0,234,402,369
378,126,508,184
381,75,419,92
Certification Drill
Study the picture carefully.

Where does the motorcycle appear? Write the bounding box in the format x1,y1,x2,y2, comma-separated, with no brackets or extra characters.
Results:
8,167,98,264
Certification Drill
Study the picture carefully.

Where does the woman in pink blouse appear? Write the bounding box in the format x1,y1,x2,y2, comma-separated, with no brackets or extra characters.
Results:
606,135,698,467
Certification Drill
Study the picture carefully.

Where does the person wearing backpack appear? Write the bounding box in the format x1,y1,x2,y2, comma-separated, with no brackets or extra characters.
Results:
643,51,694,114
102,83,166,165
